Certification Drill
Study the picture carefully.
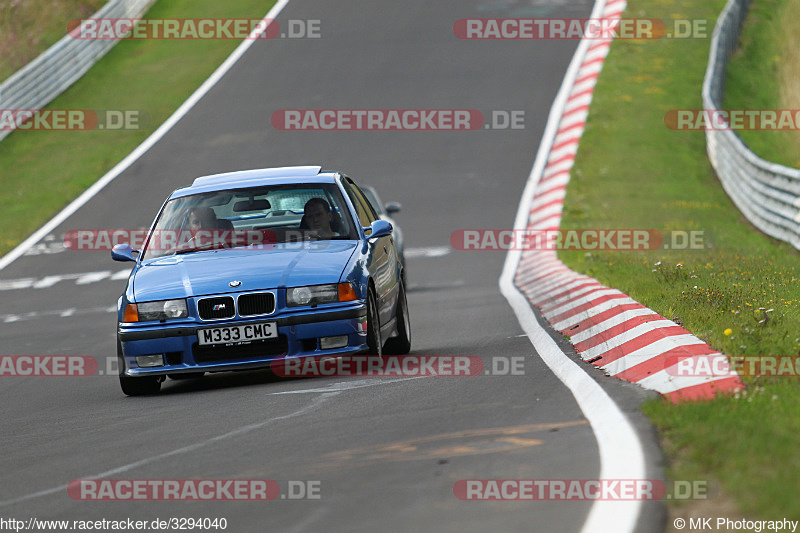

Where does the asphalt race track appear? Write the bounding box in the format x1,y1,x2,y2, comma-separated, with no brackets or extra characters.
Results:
1,1,666,531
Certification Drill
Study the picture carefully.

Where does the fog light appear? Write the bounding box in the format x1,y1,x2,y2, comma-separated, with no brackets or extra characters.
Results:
136,354,164,368
320,335,348,350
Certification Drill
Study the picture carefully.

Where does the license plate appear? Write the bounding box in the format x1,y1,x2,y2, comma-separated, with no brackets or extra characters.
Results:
198,322,277,346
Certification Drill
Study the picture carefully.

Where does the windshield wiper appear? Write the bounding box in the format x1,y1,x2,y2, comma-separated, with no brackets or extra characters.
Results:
174,244,218,255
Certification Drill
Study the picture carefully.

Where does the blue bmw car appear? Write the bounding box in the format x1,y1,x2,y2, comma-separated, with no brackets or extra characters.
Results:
112,166,410,395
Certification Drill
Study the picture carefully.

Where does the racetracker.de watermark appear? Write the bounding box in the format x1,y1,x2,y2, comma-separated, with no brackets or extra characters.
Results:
0,356,527,379
453,18,709,39
450,229,707,251
0,109,145,131
271,355,525,377
666,355,800,378
67,479,322,500
64,229,282,251
453,479,712,500
0,356,96,377
665,109,800,130
270,109,525,130
67,18,321,39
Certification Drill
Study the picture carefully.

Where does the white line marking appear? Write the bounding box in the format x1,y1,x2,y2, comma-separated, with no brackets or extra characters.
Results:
22,236,66,256
0,269,131,291
32,276,64,289
76,271,111,285
0,391,336,508
0,305,116,324
111,269,132,280
500,0,644,531
272,377,424,394
0,0,292,273
0,278,34,291
404,246,451,258
500,281,645,533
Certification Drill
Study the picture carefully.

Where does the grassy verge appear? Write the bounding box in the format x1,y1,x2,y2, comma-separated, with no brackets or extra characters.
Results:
559,0,800,520
0,0,274,255
723,0,800,168
0,0,106,81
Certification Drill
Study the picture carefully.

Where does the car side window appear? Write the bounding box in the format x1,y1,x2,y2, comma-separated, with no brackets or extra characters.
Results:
353,185,380,222
343,179,377,228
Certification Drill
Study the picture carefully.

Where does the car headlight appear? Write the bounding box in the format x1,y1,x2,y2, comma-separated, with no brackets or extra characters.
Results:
287,283,357,307
124,299,189,322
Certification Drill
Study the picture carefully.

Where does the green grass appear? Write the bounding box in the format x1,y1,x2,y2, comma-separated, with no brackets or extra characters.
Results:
642,381,800,517
0,0,275,255
559,0,800,519
723,0,800,168
0,0,107,81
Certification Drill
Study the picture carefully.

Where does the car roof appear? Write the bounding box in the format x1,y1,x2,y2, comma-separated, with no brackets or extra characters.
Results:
170,166,339,198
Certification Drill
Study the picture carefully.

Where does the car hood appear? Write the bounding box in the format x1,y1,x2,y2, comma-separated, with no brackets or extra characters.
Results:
132,241,358,301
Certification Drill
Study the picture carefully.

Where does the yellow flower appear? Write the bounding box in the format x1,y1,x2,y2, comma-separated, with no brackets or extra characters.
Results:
724,328,732,336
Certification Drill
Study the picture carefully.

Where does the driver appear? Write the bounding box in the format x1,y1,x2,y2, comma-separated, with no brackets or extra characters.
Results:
188,206,217,230
303,198,337,239
180,206,219,251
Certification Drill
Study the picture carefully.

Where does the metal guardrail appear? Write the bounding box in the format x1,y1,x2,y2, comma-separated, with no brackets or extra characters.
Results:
0,0,156,142
703,0,800,249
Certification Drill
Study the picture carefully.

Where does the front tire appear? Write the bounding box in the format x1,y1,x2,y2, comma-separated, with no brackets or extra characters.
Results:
383,280,411,355
118,336,162,395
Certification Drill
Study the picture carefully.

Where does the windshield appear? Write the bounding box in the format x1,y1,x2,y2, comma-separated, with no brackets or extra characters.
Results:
142,183,357,260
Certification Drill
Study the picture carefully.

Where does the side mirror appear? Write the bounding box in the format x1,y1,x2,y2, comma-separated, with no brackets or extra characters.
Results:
365,219,393,240
112,243,139,262
384,201,402,216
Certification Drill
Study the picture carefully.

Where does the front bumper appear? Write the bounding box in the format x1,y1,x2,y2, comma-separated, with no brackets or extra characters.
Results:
118,304,367,376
